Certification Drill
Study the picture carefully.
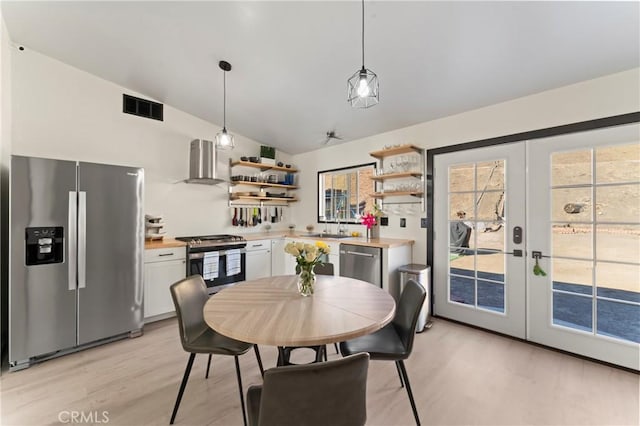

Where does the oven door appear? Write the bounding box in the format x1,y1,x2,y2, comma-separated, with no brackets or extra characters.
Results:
187,246,246,294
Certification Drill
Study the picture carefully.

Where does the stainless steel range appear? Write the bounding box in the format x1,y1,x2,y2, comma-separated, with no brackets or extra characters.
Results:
176,234,247,294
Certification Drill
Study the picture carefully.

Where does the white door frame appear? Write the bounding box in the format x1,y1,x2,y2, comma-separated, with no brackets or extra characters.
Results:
426,113,640,368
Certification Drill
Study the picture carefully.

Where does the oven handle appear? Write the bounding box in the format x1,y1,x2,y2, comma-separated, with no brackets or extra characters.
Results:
188,248,247,259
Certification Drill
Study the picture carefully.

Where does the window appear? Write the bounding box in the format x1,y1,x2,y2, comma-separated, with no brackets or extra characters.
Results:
317,163,376,223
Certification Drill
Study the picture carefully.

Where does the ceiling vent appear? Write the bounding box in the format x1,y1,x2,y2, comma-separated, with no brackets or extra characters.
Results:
186,139,223,184
123,94,163,121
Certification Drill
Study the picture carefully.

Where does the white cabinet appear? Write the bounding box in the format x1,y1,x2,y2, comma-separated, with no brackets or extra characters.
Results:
283,238,298,274
246,239,272,280
144,246,186,323
271,238,287,276
325,241,340,275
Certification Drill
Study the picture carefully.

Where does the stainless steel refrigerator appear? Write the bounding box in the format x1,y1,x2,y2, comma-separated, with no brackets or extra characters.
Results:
9,155,144,371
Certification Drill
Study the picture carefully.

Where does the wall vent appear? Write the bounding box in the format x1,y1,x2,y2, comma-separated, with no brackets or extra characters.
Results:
123,94,163,121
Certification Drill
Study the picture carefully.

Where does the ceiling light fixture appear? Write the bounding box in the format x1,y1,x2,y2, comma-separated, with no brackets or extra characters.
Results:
347,0,378,108
215,60,234,150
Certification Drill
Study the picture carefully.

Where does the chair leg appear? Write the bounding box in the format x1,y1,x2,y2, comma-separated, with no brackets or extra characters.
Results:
170,353,196,425
323,345,328,361
397,360,420,426
334,343,339,354
395,361,405,388
234,355,248,426
205,354,212,379
253,345,264,378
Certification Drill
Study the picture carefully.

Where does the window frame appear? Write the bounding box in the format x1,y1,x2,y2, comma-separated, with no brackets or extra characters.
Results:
317,162,377,224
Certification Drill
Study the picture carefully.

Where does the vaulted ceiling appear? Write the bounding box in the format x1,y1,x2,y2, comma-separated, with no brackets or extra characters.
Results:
2,1,639,154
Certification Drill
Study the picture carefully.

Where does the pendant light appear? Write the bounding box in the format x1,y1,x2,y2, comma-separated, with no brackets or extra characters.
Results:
215,60,235,150
347,0,379,108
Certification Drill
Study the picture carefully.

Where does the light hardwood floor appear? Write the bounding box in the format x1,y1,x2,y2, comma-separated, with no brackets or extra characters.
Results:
1,318,638,426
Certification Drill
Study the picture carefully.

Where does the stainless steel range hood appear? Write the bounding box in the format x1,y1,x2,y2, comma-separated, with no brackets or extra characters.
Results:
186,139,224,184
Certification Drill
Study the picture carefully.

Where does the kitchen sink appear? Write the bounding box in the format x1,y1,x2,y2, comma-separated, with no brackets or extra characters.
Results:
305,233,352,239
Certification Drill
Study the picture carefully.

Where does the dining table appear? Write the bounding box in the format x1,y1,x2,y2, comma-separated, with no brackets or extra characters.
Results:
203,274,396,364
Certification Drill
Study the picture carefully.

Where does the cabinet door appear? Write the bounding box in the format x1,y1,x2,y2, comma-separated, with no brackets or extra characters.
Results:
144,258,186,321
271,238,287,276
246,249,272,280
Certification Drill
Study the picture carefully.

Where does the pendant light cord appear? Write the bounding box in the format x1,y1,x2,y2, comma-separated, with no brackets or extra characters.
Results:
223,70,226,128
361,0,365,68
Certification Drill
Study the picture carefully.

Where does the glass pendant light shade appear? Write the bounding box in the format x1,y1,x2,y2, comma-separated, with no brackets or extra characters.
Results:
215,60,235,150
348,0,379,108
215,127,234,149
347,66,379,108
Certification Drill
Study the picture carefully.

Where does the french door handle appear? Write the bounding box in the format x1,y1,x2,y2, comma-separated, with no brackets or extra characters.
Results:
504,249,523,257
532,251,551,259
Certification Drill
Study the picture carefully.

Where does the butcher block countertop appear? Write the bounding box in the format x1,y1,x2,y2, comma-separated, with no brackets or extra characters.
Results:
144,238,187,250
242,232,413,249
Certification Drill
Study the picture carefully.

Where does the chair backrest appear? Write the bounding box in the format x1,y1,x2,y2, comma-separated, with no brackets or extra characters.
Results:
313,262,334,276
257,352,369,426
392,279,426,354
169,275,210,351
294,262,334,276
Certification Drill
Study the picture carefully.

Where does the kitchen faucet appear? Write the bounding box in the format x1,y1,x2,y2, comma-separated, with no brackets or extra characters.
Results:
336,209,347,235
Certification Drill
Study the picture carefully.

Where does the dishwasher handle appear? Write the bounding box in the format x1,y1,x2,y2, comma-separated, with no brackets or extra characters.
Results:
340,250,377,258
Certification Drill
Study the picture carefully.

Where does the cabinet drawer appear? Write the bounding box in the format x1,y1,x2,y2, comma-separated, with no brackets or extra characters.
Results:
246,239,271,251
144,247,186,263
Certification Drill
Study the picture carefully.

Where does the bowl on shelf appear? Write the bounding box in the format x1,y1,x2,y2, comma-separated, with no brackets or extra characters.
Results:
249,157,260,163
240,156,249,162
277,161,284,167
285,164,292,168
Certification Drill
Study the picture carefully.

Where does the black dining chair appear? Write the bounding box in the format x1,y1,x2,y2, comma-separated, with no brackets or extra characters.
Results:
247,352,370,426
283,262,337,364
339,278,426,426
169,275,264,425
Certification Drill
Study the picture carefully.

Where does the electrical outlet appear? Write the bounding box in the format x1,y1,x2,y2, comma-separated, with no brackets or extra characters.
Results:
400,218,406,228
380,217,389,226
420,218,428,228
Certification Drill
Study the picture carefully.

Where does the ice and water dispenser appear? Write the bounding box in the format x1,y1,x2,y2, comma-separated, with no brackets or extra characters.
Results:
398,264,431,332
25,227,64,265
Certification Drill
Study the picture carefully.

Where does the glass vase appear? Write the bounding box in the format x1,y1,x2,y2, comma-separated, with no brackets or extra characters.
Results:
297,265,316,297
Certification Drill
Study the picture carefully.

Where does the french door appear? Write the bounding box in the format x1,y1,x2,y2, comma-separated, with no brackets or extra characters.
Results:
433,123,640,369
433,143,527,338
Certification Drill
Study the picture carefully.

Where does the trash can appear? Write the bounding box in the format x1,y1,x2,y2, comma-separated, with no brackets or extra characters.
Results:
398,264,431,333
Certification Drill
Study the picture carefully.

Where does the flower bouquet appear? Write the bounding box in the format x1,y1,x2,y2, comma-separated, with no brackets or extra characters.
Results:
284,241,330,296
360,204,383,240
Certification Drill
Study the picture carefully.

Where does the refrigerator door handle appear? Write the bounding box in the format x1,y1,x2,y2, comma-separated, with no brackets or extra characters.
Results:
68,191,78,291
78,191,87,289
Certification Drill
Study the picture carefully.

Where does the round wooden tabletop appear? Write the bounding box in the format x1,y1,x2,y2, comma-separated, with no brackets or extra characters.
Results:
203,275,396,347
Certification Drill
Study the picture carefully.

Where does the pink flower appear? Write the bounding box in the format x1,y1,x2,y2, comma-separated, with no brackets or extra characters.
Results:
360,212,376,230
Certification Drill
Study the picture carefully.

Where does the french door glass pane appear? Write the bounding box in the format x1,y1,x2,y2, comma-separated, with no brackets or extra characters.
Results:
595,224,640,263
595,262,640,296
596,299,640,343
476,191,505,221
449,164,475,192
450,276,475,306
553,292,593,332
478,280,505,313
476,161,504,190
595,143,640,184
551,188,592,222
552,224,593,259
552,150,592,186
449,193,475,220
595,184,640,222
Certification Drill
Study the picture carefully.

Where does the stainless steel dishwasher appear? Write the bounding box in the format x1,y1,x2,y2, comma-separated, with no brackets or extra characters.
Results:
339,244,382,287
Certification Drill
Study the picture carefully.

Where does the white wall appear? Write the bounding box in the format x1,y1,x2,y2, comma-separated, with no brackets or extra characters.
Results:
10,48,293,236
290,68,640,264
1,11,13,361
